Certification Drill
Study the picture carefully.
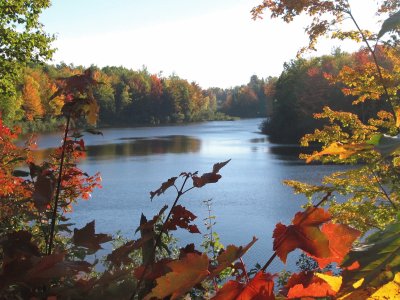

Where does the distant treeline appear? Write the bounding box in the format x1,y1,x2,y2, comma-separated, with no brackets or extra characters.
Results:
8,49,386,142
261,48,389,143
5,64,274,130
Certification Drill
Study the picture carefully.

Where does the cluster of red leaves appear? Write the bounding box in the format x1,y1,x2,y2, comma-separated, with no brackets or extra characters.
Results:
164,205,200,233
270,207,360,298
0,119,34,223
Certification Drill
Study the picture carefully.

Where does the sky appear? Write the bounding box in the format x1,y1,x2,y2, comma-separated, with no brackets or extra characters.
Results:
40,0,381,89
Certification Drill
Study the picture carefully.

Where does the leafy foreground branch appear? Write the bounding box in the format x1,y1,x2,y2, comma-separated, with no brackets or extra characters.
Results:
0,111,398,299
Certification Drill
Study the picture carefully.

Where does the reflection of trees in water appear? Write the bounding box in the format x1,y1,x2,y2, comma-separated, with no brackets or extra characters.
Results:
87,135,201,159
32,135,201,162
249,137,267,143
269,145,316,162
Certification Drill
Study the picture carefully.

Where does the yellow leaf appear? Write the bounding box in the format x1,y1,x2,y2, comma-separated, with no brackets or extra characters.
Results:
353,277,365,289
306,142,347,163
369,272,400,299
315,273,342,293
306,142,373,163
395,107,400,128
338,288,376,300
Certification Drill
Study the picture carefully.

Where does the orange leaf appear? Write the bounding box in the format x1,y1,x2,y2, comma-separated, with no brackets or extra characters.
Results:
286,271,336,299
396,106,400,127
306,142,372,163
144,253,210,300
311,223,361,268
238,271,275,300
273,208,331,263
212,271,275,300
212,280,243,300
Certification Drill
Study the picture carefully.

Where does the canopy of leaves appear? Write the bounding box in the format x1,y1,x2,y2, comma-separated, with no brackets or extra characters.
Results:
0,0,54,122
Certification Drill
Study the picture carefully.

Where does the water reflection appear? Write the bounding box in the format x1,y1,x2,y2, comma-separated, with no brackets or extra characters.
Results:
33,135,201,161
249,137,267,143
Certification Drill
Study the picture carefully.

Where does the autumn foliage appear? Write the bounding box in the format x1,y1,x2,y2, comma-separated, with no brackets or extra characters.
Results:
1,0,400,299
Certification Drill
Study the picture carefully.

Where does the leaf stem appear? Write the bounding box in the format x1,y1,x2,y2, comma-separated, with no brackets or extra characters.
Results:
371,170,397,209
47,114,70,255
131,174,191,300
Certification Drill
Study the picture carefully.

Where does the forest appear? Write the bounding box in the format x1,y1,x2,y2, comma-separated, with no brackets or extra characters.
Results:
2,63,274,130
1,0,400,299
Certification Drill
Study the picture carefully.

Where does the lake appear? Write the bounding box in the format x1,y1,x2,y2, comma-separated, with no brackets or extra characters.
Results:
35,118,346,273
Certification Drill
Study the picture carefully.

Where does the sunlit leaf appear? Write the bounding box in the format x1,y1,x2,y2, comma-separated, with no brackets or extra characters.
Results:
238,271,275,299
306,142,372,163
211,280,243,300
286,271,337,298
315,273,342,293
212,271,275,300
369,272,400,299
273,207,331,263
311,223,361,269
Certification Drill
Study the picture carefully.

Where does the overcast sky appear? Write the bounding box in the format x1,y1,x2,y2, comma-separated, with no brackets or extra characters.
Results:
40,0,380,88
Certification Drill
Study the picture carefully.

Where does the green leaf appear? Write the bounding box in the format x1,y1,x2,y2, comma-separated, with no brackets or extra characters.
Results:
378,10,400,39
366,133,382,146
340,220,400,294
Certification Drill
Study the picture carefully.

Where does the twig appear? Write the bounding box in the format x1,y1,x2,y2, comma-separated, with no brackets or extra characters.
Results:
371,170,397,209
130,174,191,300
47,114,71,255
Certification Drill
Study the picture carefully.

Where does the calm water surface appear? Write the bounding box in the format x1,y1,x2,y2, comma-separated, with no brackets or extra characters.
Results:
36,119,346,272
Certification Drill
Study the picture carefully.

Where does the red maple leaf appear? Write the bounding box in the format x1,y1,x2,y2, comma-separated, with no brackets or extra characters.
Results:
164,205,200,234
286,271,336,299
273,207,331,263
212,271,275,300
311,223,361,268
